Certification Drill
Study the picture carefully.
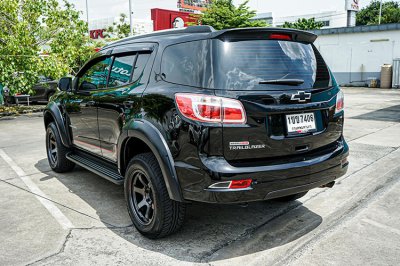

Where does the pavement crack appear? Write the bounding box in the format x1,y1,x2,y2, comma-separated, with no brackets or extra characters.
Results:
199,201,303,263
0,178,124,228
272,164,400,266
348,121,399,143
26,230,73,266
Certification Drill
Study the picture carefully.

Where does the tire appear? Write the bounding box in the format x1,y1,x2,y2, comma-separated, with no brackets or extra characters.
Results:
124,152,186,239
46,122,75,173
274,191,308,202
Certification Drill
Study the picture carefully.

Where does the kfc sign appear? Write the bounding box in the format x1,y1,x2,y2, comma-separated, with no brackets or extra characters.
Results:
172,17,185,28
346,0,360,11
151,8,200,31
90,29,106,39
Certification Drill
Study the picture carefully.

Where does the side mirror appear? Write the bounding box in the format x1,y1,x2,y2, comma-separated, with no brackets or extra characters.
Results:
58,77,72,91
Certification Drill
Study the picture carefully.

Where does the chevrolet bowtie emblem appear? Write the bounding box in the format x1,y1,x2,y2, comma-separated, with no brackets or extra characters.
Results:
291,91,311,102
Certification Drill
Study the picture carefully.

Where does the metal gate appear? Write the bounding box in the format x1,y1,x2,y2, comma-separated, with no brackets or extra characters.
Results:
393,59,400,88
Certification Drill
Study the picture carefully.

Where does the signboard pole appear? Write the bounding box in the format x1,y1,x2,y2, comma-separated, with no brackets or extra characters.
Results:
85,0,90,35
129,0,133,36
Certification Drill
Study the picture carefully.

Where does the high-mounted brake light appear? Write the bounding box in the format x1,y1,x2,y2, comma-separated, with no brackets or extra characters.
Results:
175,93,246,124
335,90,344,114
270,33,292,41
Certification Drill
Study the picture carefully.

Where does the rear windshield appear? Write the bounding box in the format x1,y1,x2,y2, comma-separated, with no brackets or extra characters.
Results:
213,39,330,90
161,39,330,90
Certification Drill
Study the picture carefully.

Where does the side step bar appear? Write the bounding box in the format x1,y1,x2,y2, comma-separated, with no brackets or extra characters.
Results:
66,152,124,185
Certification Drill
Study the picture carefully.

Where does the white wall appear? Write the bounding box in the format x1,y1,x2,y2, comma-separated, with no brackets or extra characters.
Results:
314,29,400,85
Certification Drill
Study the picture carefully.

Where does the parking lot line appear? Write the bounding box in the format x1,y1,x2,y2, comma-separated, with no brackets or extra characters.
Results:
0,149,74,230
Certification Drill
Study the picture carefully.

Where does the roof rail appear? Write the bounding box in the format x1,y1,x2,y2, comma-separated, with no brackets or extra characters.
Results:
104,26,215,48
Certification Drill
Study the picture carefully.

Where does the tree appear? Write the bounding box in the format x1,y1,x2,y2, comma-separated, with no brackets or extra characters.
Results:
356,1,400,25
0,0,99,95
105,13,131,40
198,0,267,30
282,18,324,30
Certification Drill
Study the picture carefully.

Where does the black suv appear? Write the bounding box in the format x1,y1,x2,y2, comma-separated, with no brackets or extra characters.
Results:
44,26,349,238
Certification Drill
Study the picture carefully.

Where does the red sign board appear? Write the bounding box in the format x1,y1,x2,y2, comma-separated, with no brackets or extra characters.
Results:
90,29,106,39
151,8,200,31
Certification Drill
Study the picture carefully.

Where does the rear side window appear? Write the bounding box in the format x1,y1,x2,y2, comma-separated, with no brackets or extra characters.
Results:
108,54,136,87
161,40,212,88
132,53,151,83
213,39,330,90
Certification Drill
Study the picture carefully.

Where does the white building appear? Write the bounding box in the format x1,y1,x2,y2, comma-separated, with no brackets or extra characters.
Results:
274,10,349,28
252,12,273,26
89,17,153,38
252,0,360,29
313,23,400,86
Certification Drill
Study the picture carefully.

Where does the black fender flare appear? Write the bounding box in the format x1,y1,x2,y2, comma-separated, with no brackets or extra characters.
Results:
118,120,183,202
43,102,72,148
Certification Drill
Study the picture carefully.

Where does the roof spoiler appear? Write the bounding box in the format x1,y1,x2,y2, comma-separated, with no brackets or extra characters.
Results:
210,27,318,43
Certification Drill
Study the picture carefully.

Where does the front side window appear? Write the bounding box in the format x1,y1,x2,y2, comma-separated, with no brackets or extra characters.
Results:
79,57,112,91
161,40,212,88
108,54,137,87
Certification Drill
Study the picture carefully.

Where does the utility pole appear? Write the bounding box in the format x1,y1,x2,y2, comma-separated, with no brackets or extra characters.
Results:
379,0,383,25
129,0,133,36
86,0,90,35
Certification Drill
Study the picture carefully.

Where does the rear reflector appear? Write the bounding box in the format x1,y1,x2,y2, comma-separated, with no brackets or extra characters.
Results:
208,179,253,190
229,179,253,189
270,34,292,41
175,93,246,124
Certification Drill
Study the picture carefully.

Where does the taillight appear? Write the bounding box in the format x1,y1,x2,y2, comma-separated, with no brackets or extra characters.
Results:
175,93,246,124
335,90,344,114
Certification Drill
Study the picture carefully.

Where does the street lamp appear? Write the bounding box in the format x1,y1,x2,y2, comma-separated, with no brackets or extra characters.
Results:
379,0,383,25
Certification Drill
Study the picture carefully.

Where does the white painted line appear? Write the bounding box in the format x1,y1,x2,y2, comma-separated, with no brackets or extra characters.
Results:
0,149,74,230
362,218,400,236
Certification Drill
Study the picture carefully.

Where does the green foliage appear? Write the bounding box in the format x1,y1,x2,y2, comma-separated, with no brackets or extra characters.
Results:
356,1,400,25
282,18,324,30
0,0,99,95
198,0,267,30
105,13,131,40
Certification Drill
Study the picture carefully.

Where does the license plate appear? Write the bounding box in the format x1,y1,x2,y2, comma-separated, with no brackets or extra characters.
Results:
286,112,316,134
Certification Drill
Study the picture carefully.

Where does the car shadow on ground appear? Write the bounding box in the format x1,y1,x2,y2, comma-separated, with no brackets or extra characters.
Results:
353,104,400,122
35,158,322,263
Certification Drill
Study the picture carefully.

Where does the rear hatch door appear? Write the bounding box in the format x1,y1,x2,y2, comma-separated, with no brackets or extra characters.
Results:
212,30,342,164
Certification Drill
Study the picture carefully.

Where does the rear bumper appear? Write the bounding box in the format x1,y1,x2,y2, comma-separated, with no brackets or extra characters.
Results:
175,138,349,203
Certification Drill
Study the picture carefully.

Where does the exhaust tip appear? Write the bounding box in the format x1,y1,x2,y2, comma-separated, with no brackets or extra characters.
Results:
320,181,335,188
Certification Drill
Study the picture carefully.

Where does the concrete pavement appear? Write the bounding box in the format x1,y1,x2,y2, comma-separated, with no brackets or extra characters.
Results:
0,88,399,265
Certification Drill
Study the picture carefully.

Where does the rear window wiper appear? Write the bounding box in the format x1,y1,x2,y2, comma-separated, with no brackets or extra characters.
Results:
259,79,304,86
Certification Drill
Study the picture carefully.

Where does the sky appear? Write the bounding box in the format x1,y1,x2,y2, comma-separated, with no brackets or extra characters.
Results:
67,0,377,22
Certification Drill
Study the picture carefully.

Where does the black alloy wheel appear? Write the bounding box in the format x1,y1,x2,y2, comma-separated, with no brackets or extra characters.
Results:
124,153,186,238
130,170,155,225
47,130,58,167
46,122,75,173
